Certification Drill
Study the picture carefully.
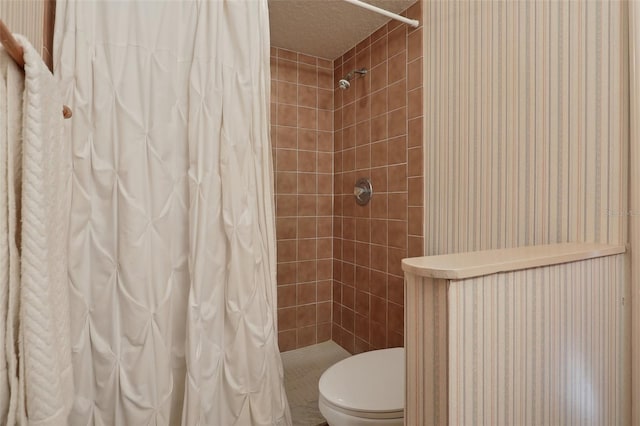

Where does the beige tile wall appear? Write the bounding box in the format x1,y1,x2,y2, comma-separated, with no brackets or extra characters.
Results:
331,2,423,354
271,48,335,351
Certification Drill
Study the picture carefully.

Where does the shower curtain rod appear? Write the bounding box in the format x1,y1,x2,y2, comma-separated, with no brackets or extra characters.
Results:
0,19,72,119
342,0,420,28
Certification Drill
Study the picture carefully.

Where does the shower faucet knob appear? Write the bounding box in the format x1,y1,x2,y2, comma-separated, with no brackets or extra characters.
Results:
354,178,373,206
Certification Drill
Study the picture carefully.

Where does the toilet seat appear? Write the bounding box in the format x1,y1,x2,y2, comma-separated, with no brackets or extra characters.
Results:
318,347,405,421
319,394,403,420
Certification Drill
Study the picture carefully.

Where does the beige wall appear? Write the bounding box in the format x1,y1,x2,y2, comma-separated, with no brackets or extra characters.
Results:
424,0,629,255
449,254,629,425
630,3,640,424
0,1,45,56
421,1,633,422
405,253,629,425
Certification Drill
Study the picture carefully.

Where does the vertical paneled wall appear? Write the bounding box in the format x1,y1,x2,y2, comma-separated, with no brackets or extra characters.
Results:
332,2,423,354
405,274,449,426
448,254,629,425
0,1,45,56
270,48,335,351
424,0,629,255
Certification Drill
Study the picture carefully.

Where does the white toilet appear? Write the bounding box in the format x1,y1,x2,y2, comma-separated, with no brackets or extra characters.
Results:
318,347,404,426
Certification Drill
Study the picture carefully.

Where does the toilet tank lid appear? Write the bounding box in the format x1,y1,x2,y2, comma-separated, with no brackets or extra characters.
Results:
318,347,405,413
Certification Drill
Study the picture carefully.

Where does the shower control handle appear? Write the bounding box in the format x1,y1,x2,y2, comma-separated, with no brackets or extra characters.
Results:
354,178,373,206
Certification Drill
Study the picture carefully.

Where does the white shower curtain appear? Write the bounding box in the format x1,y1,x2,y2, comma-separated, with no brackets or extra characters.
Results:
54,1,290,424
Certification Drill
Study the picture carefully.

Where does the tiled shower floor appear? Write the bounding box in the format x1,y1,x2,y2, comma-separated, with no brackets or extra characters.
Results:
281,340,350,426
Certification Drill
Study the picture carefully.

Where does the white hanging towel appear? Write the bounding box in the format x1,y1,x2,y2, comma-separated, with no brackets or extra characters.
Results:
0,43,26,425
0,36,73,425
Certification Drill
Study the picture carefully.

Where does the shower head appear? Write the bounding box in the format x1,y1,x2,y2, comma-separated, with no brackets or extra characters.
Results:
337,68,367,90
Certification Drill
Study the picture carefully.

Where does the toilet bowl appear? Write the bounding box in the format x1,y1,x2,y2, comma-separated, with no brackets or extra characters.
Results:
318,347,404,426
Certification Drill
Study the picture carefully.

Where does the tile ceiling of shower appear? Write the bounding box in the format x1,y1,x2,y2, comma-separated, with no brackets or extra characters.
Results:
268,0,416,60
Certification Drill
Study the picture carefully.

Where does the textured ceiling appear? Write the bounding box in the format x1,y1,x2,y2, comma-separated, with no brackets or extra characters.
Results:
269,0,417,60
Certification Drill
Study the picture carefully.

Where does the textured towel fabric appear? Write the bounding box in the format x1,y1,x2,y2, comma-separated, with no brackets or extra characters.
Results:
0,47,26,425
0,37,73,425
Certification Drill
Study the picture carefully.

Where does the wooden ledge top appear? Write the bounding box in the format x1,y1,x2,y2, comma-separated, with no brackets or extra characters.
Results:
402,243,626,280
